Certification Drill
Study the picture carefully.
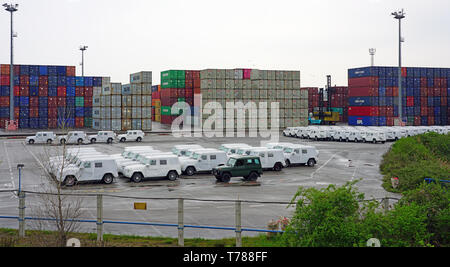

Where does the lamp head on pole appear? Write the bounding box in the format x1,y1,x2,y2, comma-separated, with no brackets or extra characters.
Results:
79,45,88,52
3,3,18,12
391,9,405,20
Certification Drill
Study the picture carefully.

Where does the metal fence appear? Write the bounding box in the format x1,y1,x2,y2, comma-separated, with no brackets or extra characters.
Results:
0,189,400,247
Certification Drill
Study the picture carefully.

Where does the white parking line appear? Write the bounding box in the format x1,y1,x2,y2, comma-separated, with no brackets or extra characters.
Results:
2,141,16,198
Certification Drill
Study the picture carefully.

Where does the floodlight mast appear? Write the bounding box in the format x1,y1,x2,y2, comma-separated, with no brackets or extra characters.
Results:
80,45,88,77
3,3,18,122
392,9,406,125
369,48,376,67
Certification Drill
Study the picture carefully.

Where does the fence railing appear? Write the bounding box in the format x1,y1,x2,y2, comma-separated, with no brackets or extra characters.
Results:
0,189,400,247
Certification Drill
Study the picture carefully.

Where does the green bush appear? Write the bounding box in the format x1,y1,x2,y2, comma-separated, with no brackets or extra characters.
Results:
380,133,450,192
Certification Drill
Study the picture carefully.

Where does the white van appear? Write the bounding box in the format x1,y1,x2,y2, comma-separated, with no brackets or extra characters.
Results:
58,131,88,145
246,148,286,171
361,130,387,144
118,130,145,142
26,132,57,145
122,155,182,183
60,157,119,187
219,144,252,156
281,144,319,167
89,131,117,144
172,145,204,157
180,149,228,176
266,143,295,150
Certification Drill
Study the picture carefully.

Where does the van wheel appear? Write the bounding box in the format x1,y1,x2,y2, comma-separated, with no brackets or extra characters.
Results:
60,139,66,145
273,163,283,172
64,176,77,187
221,173,231,183
77,139,83,145
136,137,142,142
120,138,126,142
373,139,377,144
28,139,35,145
168,171,178,181
47,139,53,144
107,138,113,144
90,138,96,144
307,159,316,167
185,167,196,176
102,174,114,185
131,173,144,183
248,172,259,182
285,160,291,168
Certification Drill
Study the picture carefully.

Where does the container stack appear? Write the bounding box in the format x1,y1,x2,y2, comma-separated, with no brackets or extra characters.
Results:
93,77,112,130
348,66,449,126
197,68,306,129
151,85,161,122
0,64,96,129
160,70,186,125
329,86,349,123
130,71,152,131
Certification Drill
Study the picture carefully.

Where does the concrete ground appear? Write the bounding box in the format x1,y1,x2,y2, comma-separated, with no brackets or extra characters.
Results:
0,133,400,239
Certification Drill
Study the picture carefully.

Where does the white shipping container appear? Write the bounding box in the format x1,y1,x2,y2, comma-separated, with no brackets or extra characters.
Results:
93,119,101,130
132,95,142,107
101,119,111,130
101,107,111,119
111,83,122,95
141,95,152,107
102,77,111,87
226,69,234,79
111,95,122,107
142,107,152,119
93,87,102,96
130,71,152,84
132,119,142,130
141,84,152,95
234,69,243,80
132,107,142,119
141,119,152,131
216,69,226,79
111,119,122,131
122,107,132,119
111,107,121,119
293,80,301,90
242,80,252,89
93,107,101,119
131,84,142,95
93,96,101,107
234,80,243,89
250,69,260,80
200,69,217,79
102,84,111,95
122,84,132,95
122,96,132,107
216,79,225,89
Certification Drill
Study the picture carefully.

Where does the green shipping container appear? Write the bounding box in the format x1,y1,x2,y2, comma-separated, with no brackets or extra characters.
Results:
178,98,185,102
177,80,185,88
161,79,178,89
84,117,92,128
331,108,344,115
161,70,186,82
75,97,84,107
161,106,172,116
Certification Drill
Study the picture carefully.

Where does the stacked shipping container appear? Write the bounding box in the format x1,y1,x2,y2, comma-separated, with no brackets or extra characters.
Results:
0,64,96,129
151,85,161,122
301,87,349,123
348,66,449,126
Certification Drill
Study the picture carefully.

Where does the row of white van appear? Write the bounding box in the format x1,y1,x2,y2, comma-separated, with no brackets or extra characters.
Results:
26,130,145,145
283,126,450,144
48,142,319,186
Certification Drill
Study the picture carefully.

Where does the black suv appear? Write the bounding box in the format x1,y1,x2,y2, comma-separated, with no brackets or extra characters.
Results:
212,156,263,183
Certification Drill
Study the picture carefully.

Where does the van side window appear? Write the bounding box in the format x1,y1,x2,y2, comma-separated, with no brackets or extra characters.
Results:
302,150,307,154
201,155,207,160
210,155,217,160
259,153,265,158
150,160,157,166
160,160,167,165
84,162,91,169
95,163,103,168
294,149,300,154
268,153,274,158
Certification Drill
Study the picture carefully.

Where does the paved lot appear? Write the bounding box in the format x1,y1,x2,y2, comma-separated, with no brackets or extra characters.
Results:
0,133,400,239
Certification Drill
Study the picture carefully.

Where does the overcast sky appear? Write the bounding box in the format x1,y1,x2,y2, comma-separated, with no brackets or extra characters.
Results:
1,0,449,87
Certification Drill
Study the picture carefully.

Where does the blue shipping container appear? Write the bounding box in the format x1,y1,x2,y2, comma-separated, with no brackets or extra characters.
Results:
30,86,39,97
348,97,377,107
58,76,67,86
39,66,48,76
56,66,66,76
348,67,379,79
348,116,378,126
19,97,29,107
84,77,93,87
20,65,29,76
29,76,39,86
66,77,76,87
93,77,102,87
29,66,39,76
48,66,57,76
75,77,84,87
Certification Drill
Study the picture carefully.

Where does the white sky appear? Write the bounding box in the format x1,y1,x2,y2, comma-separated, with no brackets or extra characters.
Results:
1,0,449,87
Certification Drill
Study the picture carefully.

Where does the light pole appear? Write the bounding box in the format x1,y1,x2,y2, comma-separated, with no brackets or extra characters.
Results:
79,45,88,77
369,48,376,67
3,3,18,123
392,9,405,125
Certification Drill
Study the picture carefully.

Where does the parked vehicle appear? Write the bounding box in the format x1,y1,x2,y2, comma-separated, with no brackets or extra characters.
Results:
280,144,319,167
118,130,145,142
219,144,252,156
122,154,182,183
180,149,228,176
60,157,119,187
212,156,263,183
266,143,294,150
89,131,116,144
172,145,204,156
245,148,286,171
58,131,88,145
26,132,57,145
361,130,387,144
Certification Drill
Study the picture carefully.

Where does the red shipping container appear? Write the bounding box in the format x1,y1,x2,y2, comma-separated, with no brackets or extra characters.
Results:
428,117,434,126
20,76,29,86
57,86,66,97
401,67,407,77
20,86,29,96
13,65,20,76
185,80,193,89
39,86,48,96
75,117,84,128
84,98,93,107
193,79,201,88
0,64,10,75
192,71,200,79
39,76,48,86
29,107,39,118
48,118,57,128
12,86,19,96
441,97,448,107
0,75,10,86
48,108,57,118
66,66,76,76
185,88,193,97
0,96,9,107
414,116,421,126
14,107,19,119
348,106,379,117
441,88,448,97
387,117,394,126
427,107,434,116
0,119,6,129
406,97,414,107
421,107,428,116
421,97,427,107
194,87,201,94
75,87,84,97
386,107,394,117
57,97,66,107
379,107,387,117
392,87,399,97
434,88,440,96
348,87,379,97
177,88,185,98
348,76,379,88
85,87,93,97
48,97,57,108
385,87,393,97
420,78,427,88
420,88,428,97
30,97,39,107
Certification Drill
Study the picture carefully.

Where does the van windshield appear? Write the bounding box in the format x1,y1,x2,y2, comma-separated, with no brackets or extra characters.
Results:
284,148,293,153
192,154,199,160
